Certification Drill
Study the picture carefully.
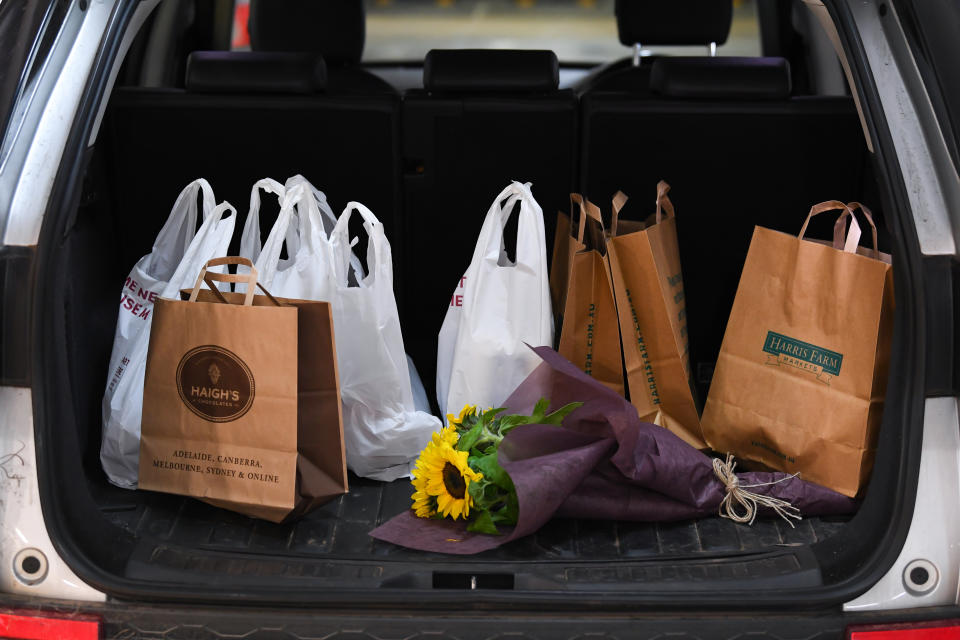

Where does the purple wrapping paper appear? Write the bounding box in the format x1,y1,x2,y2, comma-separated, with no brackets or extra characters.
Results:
370,347,857,554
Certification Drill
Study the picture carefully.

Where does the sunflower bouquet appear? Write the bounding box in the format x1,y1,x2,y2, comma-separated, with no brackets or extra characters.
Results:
411,399,581,535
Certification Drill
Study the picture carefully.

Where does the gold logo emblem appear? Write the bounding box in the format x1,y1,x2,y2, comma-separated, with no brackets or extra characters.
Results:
176,345,255,423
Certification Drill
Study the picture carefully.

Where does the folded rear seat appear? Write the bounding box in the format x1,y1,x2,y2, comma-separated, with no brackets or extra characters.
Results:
581,55,873,399
400,49,579,406
103,1,401,283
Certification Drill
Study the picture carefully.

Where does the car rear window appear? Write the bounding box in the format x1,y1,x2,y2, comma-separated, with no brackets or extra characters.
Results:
228,0,762,63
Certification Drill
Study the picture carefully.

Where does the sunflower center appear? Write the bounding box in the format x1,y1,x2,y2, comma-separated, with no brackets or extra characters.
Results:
442,462,467,499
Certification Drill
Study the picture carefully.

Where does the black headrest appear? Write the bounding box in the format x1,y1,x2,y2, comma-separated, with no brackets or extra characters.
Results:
185,52,327,94
248,0,364,66
650,57,791,99
424,50,559,93
615,0,733,46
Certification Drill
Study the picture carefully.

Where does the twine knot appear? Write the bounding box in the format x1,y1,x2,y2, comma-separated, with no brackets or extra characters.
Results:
712,453,802,528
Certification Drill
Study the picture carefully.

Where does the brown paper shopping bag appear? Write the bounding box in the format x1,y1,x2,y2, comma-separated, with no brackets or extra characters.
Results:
549,194,585,320
607,182,705,449
558,197,625,395
139,257,348,522
701,202,894,497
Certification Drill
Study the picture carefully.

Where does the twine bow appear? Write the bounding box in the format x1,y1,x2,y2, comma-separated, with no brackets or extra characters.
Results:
712,453,802,527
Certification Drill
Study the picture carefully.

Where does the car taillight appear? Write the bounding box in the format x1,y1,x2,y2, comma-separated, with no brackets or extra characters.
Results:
849,621,960,640
0,611,99,640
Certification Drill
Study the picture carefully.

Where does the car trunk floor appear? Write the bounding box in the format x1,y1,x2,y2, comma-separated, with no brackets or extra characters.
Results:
94,474,851,563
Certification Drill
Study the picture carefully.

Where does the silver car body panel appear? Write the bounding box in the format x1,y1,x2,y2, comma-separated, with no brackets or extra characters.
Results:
0,387,104,601
2,0,114,246
845,397,960,610
838,0,960,610
0,0,956,610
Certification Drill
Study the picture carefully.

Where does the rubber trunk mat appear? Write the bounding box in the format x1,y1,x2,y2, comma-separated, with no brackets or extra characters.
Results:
98,474,850,562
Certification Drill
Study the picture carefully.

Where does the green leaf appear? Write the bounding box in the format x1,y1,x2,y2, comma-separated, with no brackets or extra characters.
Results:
481,482,502,504
481,407,507,427
542,401,583,425
491,491,519,525
468,477,508,516
466,509,501,535
457,421,483,452
467,477,486,502
532,397,550,418
495,414,529,434
471,453,515,492
460,411,481,430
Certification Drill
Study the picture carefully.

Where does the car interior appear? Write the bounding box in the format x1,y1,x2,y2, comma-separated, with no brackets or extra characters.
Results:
46,0,902,597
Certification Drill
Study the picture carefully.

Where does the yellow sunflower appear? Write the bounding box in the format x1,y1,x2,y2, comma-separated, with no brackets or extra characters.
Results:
433,424,459,447
410,475,435,518
414,440,483,520
446,404,477,428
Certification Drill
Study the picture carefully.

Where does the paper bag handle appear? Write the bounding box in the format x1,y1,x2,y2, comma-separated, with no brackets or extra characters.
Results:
571,194,605,246
609,181,673,236
569,193,587,245
581,198,605,250
845,201,881,259
611,190,628,237
798,201,863,254
655,180,675,224
188,257,282,307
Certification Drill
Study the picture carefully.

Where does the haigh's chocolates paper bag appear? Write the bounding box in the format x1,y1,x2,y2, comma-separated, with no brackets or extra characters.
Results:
138,257,347,522
607,182,705,449
701,202,893,498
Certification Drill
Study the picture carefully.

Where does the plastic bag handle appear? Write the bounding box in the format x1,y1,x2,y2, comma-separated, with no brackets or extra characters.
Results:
239,178,287,264
256,183,309,283
188,256,281,307
151,178,217,263
332,201,385,286
484,181,538,261
798,200,862,254
284,176,326,256
286,175,367,285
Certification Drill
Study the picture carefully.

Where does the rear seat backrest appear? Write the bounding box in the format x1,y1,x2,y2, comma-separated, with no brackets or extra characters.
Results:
649,56,792,99
185,51,327,94
402,49,578,406
581,55,873,400
105,50,402,291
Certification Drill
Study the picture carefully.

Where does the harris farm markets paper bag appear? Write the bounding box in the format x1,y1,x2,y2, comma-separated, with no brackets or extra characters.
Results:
138,257,348,523
558,196,624,395
607,182,705,449
701,202,894,498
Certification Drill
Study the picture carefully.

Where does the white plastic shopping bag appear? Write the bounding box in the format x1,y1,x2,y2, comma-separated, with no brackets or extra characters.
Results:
238,175,365,292
407,355,432,415
239,178,338,300
436,181,553,416
100,179,236,488
328,202,441,481
240,177,439,480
